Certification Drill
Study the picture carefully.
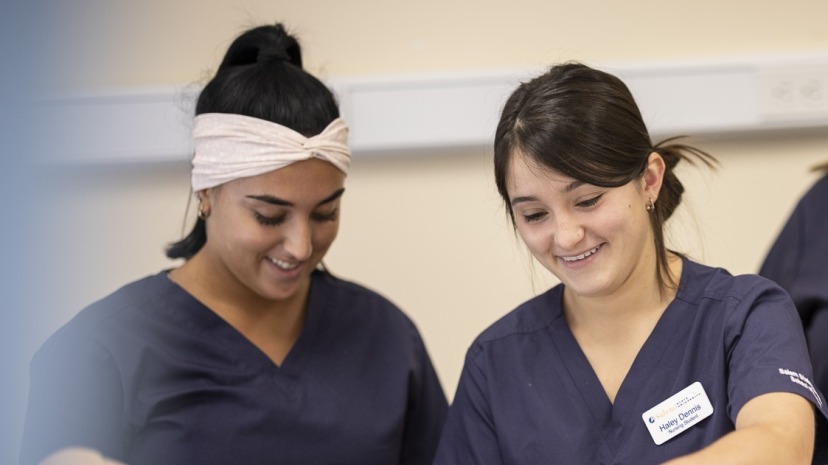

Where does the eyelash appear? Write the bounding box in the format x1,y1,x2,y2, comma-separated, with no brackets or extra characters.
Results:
523,212,546,223
312,210,339,223
255,213,286,227
577,194,603,208
520,194,603,223
254,210,338,227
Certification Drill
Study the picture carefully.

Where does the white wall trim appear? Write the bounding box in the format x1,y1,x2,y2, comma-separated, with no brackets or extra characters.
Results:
37,53,828,165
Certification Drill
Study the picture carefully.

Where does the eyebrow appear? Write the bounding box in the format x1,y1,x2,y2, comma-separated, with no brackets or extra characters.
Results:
510,195,537,206
563,180,585,193
510,180,586,206
246,188,346,207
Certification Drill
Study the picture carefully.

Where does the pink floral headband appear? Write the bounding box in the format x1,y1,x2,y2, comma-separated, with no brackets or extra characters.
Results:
191,113,351,191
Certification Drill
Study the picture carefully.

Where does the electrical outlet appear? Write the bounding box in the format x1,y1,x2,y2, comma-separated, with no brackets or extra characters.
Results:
759,65,828,120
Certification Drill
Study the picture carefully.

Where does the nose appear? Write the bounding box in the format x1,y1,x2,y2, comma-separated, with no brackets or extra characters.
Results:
284,218,313,261
553,215,584,252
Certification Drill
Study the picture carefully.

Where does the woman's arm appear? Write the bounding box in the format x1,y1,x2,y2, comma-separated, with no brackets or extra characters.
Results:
399,333,449,465
20,334,127,465
38,447,127,465
661,392,815,465
432,347,504,465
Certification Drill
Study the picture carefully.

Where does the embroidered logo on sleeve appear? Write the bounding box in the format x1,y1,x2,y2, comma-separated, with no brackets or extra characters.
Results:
778,368,823,408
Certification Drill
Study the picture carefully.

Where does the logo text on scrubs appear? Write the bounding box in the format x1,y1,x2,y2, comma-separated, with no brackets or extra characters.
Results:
778,368,823,407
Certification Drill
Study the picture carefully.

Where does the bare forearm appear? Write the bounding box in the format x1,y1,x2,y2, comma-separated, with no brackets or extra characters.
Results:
661,420,813,465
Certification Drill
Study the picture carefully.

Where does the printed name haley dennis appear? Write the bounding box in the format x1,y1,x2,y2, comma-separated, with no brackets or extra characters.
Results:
658,404,703,432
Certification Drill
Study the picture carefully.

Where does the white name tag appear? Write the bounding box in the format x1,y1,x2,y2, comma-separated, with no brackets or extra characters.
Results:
641,381,714,445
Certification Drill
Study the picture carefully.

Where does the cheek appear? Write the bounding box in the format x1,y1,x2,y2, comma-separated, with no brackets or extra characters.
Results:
214,219,275,254
594,204,630,233
598,206,650,247
311,222,340,253
597,216,624,236
516,225,549,255
242,229,277,251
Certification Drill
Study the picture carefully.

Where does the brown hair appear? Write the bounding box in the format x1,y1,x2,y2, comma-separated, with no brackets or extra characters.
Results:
811,160,828,172
494,62,716,296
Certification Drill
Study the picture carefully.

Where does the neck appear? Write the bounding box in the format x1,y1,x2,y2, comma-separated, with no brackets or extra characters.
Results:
169,252,309,339
563,253,682,336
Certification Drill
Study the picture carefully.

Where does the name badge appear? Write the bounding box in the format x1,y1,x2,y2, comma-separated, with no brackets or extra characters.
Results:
641,381,714,445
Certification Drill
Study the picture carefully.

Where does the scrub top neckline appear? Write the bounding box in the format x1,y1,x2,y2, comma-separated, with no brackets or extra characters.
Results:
156,269,328,377
547,256,692,455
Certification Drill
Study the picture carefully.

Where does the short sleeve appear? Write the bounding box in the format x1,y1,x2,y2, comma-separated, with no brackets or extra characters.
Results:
399,332,449,465
759,175,828,325
759,202,804,297
724,280,826,421
20,332,127,465
433,345,504,465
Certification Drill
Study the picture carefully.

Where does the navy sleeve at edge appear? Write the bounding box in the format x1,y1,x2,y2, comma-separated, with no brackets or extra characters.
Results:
20,333,127,465
724,280,826,422
433,345,503,465
400,331,449,465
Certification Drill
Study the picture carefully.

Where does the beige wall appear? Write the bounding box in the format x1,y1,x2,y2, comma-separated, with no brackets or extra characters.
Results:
34,0,828,402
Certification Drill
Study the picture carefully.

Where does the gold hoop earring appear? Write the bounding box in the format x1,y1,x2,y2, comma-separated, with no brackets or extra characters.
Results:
198,208,210,220
646,198,655,213
197,196,210,220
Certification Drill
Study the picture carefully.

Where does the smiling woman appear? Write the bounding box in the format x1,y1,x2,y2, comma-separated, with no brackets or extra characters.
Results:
432,63,827,465
175,158,346,365
20,23,447,465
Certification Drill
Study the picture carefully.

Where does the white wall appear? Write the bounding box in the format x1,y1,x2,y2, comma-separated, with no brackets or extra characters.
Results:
28,0,828,405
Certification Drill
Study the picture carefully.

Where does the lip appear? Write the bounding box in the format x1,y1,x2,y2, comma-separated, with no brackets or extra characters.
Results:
265,256,305,278
557,244,603,267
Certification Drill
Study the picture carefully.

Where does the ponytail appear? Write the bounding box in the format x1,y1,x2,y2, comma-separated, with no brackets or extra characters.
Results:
650,136,718,294
652,136,718,221
811,160,828,172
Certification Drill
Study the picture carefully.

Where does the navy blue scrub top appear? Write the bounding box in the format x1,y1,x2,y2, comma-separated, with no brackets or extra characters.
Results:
434,258,826,465
21,270,448,465
760,173,828,463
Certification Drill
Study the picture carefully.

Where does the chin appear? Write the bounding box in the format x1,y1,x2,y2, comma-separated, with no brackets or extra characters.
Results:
562,278,613,298
263,278,311,301
258,290,299,303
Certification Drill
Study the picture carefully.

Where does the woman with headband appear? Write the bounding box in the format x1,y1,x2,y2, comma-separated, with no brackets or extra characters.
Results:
21,23,448,465
433,63,825,464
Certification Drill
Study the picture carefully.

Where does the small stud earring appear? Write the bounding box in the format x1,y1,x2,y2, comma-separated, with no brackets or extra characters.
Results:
646,198,655,213
197,196,210,220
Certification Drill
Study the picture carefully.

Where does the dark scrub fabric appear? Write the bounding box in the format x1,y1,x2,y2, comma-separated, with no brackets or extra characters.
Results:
21,270,448,465
434,258,826,465
760,174,828,464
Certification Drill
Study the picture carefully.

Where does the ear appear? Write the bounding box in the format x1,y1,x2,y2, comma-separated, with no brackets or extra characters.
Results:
641,151,666,202
196,189,214,216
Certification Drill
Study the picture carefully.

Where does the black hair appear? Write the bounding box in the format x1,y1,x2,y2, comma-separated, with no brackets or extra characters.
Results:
166,23,340,260
493,62,716,296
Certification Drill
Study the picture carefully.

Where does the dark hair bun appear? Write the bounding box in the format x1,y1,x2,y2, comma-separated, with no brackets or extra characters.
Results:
168,22,339,261
256,44,292,63
218,23,303,70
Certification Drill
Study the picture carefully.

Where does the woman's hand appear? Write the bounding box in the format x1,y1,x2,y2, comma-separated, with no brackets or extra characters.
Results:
38,447,127,465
